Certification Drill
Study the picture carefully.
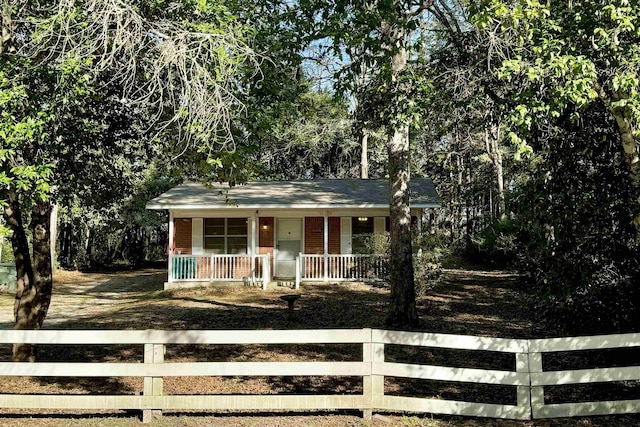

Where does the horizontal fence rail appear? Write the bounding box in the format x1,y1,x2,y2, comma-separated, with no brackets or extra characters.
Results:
527,332,640,419
1,330,639,422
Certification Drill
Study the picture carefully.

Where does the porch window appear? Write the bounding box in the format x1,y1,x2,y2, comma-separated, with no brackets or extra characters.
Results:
204,218,248,254
352,217,374,254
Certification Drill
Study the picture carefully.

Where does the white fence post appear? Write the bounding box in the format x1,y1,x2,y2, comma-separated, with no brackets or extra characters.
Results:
168,253,174,283
371,337,385,413
516,352,532,419
143,343,164,423
529,350,544,419
168,254,175,282
362,328,373,420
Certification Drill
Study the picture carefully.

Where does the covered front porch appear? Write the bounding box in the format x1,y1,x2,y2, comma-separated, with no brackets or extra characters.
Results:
164,213,400,290
166,252,389,289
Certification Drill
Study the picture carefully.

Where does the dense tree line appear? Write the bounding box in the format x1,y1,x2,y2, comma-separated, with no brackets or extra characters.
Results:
2,0,639,359
417,0,640,333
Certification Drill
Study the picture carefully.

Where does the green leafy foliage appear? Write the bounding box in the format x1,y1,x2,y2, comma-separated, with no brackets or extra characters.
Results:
0,63,55,203
411,1,640,334
412,234,446,296
504,107,638,333
58,162,176,269
471,217,521,268
470,0,640,158
254,89,359,179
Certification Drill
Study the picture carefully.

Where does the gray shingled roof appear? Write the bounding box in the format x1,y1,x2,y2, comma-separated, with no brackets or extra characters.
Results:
146,178,440,210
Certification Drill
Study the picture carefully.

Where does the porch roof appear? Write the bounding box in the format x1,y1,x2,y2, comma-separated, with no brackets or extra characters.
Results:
146,178,440,210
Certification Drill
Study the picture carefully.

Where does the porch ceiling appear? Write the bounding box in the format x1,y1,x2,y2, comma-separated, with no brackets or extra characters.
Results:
146,178,440,210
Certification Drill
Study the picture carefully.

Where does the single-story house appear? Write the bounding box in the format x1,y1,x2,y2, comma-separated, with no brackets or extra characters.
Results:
146,179,440,289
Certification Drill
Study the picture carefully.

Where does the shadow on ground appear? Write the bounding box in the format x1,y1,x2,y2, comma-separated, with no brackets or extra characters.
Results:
1,268,638,425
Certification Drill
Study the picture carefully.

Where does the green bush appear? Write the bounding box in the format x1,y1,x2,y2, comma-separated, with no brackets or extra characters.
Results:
1,235,14,263
468,216,521,268
512,107,640,335
357,231,446,295
413,234,446,296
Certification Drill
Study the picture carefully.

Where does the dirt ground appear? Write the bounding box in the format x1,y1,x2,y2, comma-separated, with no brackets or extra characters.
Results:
0,268,638,426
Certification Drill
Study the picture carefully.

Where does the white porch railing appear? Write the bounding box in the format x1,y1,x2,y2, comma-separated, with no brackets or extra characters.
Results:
296,254,388,288
170,254,270,288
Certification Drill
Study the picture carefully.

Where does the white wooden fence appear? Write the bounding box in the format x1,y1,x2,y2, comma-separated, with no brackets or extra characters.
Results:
1,329,639,422
296,254,388,288
170,254,270,289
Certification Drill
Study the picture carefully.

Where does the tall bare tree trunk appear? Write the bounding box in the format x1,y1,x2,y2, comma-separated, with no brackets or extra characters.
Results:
386,123,419,327
465,157,472,244
1,3,12,56
50,203,58,270
361,131,369,179
485,127,506,217
385,28,419,328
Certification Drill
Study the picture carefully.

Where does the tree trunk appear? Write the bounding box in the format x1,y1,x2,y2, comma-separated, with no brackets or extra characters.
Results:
595,81,639,229
1,187,53,361
485,127,506,217
2,187,37,361
383,20,420,328
30,200,53,328
612,111,639,182
361,130,369,179
611,112,640,229
465,156,472,244
50,203,58,270
386,123,419,327
1,3,13,57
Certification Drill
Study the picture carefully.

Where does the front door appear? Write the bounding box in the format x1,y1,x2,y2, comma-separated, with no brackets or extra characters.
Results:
276,218,302,278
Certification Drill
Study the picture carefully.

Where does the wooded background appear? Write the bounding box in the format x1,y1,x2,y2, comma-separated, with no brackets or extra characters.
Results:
1,0,639,343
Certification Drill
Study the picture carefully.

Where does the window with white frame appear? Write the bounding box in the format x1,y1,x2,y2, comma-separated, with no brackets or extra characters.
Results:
204,218,248,254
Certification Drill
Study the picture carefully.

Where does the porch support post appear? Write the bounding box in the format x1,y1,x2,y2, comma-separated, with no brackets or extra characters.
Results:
168,211,174,283
323,210,329,282
295,253,301,289
251,213,257,281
